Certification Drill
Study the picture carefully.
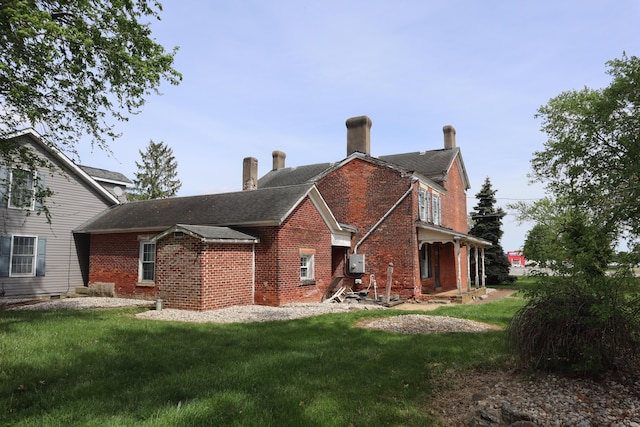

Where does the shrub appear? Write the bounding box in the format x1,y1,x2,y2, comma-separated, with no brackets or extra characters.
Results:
505,267,640,377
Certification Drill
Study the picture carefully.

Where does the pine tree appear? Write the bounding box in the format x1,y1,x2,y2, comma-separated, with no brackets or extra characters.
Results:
129,140,182,201
469,177,511,285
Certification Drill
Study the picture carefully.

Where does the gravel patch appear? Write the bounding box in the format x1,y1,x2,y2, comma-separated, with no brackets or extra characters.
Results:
5,297,155,311
431,369,640,426
136,302,385,323
355,314,501,334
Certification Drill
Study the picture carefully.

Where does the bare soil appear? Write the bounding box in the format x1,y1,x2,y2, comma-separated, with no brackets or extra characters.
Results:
393,288,518,311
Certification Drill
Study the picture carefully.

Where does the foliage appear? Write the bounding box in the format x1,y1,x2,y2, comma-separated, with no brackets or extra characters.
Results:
0,303,518,426
506,269,640,377
0,0,181,215
531,53,640,244
128,140,181,200
512,198,616,275
469,177,512,285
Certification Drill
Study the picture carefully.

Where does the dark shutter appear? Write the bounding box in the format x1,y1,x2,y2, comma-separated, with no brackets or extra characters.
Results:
36,237,46,276
0,167,8,208
35,172,45,211
0,236,11,277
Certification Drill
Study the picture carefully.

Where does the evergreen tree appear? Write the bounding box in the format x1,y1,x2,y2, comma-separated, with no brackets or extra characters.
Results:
469,177,511,285
129,140,181,201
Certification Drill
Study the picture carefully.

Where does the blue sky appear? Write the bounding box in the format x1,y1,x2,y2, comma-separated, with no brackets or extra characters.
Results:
74,0,639,252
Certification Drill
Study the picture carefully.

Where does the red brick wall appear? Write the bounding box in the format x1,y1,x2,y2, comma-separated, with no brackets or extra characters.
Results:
89,232,158,298
317,159,420,299
156,234,254,311
248,196,333,306
441,158,470,289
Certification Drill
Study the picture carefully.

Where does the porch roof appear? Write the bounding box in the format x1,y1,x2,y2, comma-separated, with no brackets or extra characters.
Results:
152,224,259,244
416,221,491,247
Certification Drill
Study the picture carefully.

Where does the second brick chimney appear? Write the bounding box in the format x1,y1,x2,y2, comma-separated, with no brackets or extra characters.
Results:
242,157,258,190
346,115,372,156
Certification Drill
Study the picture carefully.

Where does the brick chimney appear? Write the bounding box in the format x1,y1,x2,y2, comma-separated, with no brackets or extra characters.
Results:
272,150,286,170
443,125,456,149
346,115,372,156
242,157,258,190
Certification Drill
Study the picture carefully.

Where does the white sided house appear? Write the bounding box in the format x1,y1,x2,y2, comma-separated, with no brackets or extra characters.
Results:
0,129,130,298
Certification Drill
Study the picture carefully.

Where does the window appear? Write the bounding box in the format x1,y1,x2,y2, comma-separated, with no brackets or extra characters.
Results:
431,194,442,225
139,242,156,282
0,167,44,211
0,235,46,277
419,244,432,279
300,254,314,280
418,188,431,222
9,169,35,209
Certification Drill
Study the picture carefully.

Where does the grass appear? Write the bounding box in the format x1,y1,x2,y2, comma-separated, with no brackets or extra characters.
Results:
0,296,523,427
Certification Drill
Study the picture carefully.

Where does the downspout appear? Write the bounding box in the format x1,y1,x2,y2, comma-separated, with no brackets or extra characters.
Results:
353,178,417,254
251,243,256,304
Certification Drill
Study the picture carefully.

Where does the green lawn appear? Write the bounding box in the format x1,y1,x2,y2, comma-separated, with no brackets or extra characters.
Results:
0,296,523,427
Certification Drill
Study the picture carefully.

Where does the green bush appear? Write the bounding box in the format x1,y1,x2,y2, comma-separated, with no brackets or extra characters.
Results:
505,267,640,377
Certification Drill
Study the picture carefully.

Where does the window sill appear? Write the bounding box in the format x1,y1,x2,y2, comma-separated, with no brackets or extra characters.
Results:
299,279,316,286
136,282,156,288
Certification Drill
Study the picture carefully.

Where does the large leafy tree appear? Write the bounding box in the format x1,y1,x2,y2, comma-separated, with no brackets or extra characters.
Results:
532,53,640,244
128,140,181,201
507,55,640,376
0,0,181,212
469,177,511,285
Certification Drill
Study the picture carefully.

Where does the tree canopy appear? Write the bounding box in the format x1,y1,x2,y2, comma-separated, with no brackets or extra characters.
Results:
0,0,181,170
128,140,181,200
531,53,640,243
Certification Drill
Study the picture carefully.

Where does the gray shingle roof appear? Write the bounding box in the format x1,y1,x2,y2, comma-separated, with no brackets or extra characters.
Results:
258,163,332,188
151,224,258,243
258,149,460,189
79,165,132,184
76,184,315,233
379,148,459,182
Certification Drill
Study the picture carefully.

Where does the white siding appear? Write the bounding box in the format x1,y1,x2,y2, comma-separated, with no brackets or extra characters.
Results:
0,135,114,297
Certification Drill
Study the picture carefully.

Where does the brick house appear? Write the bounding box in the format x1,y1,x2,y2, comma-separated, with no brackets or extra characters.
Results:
76,115,489,310
76,184,352,310
258,116,490,300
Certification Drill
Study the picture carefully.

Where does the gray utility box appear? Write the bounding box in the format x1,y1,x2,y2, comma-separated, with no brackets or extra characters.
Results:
349,254,366,275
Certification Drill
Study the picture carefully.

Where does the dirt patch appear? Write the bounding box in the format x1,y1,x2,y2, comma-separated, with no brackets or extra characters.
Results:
393,288,518,312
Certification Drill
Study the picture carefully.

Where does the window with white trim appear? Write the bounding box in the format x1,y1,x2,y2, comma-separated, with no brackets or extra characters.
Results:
139,241,156,282
11,236,37,276
300,253,314,280
432,194,442,225
9,169,35,210
418,187,431,222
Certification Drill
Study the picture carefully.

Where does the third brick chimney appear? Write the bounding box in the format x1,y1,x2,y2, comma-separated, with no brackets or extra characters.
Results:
346,115,372,156
443,125,456,149
272,150,286,170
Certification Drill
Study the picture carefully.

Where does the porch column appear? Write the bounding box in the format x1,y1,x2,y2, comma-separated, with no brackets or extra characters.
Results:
474,246,479,290
481,247,486,288
455,239,462,296
466,244,471,292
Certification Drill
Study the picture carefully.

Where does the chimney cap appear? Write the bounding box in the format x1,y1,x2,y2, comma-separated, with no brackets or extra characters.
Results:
346,115,372,129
